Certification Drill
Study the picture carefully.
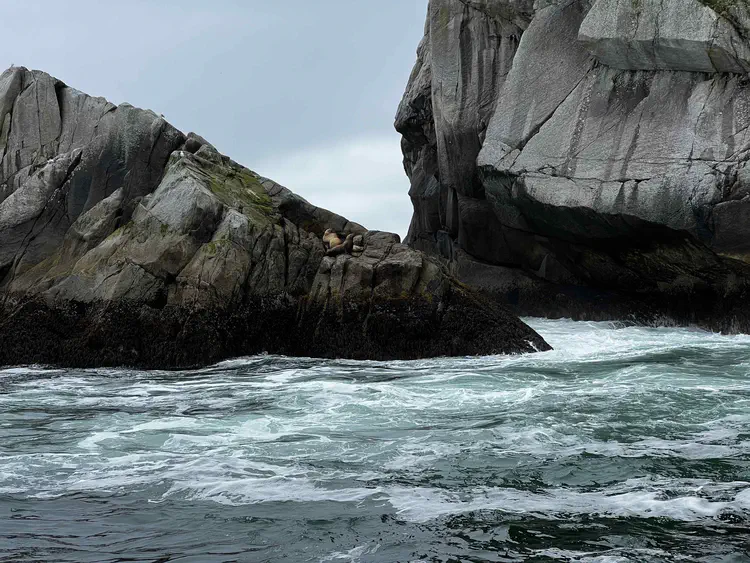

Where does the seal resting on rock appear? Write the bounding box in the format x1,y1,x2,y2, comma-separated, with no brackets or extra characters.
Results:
327,234,354,256
323,229,343,250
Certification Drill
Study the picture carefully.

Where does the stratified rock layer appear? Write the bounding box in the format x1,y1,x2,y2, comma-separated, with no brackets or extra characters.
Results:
579,0,750,73
0,67,549,368
397,0,750,331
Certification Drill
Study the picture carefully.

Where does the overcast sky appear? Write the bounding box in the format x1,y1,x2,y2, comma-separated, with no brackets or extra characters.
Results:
2,1,428,237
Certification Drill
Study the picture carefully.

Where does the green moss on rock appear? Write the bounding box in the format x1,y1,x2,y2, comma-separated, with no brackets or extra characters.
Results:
106,221,134,240
203,235,232,256
203,164,275,224
439,6,450,28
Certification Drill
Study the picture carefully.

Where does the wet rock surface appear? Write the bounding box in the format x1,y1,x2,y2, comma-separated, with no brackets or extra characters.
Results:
0,66,549,368
397,0,750,331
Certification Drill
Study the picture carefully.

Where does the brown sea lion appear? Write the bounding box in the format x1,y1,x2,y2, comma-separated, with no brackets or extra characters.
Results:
323,228,343,249
326,234,354,256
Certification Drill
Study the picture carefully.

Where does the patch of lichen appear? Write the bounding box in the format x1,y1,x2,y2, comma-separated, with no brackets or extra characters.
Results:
438,6,450,28
203,235,232,256
203,164,276,225
106,221,134,241
13,248,72,286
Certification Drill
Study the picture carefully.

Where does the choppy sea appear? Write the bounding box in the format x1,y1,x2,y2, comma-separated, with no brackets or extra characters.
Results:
1,319,749,562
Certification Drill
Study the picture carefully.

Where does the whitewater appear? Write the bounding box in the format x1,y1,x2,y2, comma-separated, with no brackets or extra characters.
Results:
1,319,749,562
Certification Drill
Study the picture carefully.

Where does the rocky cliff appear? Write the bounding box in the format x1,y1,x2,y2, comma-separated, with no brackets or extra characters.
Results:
397,0,750,330
0,66,549,368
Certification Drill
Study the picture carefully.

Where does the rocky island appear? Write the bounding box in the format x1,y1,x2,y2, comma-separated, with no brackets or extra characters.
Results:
0,66,548,368
7,0,749,368
397,0,750,331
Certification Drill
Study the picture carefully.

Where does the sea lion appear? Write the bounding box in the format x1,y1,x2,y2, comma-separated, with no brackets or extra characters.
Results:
323,228,343,249
326,234,354,256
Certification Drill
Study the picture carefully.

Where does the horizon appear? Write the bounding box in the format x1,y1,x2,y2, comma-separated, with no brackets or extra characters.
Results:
1,1,428,238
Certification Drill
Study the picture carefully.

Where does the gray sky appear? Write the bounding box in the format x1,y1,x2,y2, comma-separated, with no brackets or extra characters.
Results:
2,1,428,237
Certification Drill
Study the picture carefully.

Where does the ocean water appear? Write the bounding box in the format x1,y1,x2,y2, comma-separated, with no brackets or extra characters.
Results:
1,319,749,563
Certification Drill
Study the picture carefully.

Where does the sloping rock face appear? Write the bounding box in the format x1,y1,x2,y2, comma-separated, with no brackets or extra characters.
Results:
397,0,750,331
0,67,549,368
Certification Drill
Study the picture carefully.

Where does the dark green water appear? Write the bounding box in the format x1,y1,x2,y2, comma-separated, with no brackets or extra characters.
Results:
1,319,749,562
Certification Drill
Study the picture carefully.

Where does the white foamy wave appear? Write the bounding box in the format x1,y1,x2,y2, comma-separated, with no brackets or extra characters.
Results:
163,476,380,506
535,548,684,563
521,318,750,366
0,366,65,376
78,431,121,450
384,479,750,523
321,544,382,562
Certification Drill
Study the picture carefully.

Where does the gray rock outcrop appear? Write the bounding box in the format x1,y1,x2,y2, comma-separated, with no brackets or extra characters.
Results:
579,0,750,73
397,0,750,330
0,66,549,367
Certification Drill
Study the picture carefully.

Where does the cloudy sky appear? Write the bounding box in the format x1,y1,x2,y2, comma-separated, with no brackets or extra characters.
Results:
2,1,428,237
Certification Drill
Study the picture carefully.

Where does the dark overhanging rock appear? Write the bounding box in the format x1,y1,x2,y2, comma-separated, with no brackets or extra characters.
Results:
0,66,550,368
396,0,750,332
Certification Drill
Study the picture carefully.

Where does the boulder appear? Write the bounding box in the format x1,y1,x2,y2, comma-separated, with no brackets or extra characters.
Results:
0,66,550,368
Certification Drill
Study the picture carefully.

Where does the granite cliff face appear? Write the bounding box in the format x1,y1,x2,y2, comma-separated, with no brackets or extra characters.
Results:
397,0,750,330
0,66,549,368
